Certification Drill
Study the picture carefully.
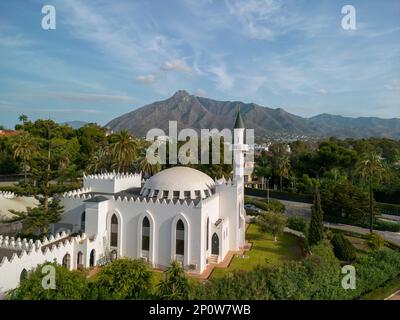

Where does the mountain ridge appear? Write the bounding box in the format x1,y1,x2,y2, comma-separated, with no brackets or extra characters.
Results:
106,90,400,139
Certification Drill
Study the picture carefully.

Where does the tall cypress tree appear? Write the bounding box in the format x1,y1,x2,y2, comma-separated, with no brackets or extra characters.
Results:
308,184,324,246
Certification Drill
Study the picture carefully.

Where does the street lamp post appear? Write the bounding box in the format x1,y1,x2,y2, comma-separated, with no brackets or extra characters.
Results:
266,177,271,204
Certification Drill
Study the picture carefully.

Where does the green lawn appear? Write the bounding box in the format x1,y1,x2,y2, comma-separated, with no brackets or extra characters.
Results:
361,276,400,300
210,224,303,279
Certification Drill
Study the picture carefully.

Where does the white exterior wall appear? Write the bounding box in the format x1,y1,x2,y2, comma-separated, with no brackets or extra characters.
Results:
0,233,101,294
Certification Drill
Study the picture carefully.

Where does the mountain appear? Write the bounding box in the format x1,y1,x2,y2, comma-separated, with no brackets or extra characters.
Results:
106,90,400,139
62,121,88,129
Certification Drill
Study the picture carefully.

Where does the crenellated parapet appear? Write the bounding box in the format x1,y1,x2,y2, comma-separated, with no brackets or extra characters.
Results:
83,171,142,194
0,231,101,293
111,194,202,208
63,187,92,199
0,191,15,199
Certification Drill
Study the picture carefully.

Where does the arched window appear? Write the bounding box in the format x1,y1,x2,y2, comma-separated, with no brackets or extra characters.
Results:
89,249,96,267
110,214,118,247
81,211,86,233
206,217,209,251
20,269,28,283
176,219,185,255
142,217,150,251
62,253,71,269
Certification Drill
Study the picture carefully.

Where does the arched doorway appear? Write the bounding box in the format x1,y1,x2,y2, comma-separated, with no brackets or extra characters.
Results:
110,214,118,247
89,249,96,267
77,251,84,270
20,269,28,284
62,253,71,269
211,233,219,255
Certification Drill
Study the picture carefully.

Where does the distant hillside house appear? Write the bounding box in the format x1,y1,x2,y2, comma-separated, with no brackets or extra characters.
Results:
0,130,18,137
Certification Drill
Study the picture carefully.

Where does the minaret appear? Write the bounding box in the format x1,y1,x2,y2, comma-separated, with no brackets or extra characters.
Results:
233,108,247,182
232,108,248,248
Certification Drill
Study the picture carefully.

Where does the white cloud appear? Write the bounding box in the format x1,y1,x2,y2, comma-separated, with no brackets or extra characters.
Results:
35,91,135,103
136,74,157,84
319,88,328,95
208,65,234,90
161,59,192,73
194,88,207,97
225,0,282,40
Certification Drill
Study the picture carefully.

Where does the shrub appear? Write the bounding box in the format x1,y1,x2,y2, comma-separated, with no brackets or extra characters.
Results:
287,216,308,234
244,197,285,213
257,211,287,241
373,219,400,232
90,258,152,299
7,262,88,300
330,233,356,261
364,232,385,250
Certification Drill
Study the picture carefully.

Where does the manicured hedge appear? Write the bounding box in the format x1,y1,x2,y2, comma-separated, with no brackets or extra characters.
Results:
244,196,285,213
245,188,313,203
324,214,400,232
376,202,400,216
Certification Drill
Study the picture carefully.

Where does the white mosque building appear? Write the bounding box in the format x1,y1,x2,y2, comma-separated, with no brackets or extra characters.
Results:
0,112,249,293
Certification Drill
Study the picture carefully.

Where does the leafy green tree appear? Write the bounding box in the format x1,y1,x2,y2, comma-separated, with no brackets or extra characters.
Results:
7,262,88,300
157,260,191,300
320,180,374,223
257,211,287,241
12,131,35,183
308,185,324,246
356,152,388,232
91,258,152,299
110,130,137,172
10,197,63,235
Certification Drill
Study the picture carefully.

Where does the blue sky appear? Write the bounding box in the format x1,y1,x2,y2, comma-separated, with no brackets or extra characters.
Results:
0,0,399,128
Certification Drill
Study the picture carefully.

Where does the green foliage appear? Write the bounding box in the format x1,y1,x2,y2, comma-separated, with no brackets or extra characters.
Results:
257,211,287,241
308,186,324,246
90,258,152,299
330,233,356,261
9,197,63,236
321,180,375,223
364,232,385,250
157,261,191,300
373,219,400,232
194,242,400,300
7,262,88,300
244,197,285,214
287,216,308,234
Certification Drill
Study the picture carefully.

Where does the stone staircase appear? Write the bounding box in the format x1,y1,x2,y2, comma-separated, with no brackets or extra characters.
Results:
207,254,219,264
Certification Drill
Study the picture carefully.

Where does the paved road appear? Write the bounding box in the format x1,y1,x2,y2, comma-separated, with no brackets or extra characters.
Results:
387,290,400,300
248,196,400,246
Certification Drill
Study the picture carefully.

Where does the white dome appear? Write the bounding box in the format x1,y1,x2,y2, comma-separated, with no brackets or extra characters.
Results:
141,166,215,200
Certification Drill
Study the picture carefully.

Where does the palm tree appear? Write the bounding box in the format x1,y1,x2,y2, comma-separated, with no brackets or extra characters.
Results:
277,155,291,191
12,131,35,183
356,152,387,232
110,130,137,172
18,114,28,127
139,156,161,178
86,147,110,174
